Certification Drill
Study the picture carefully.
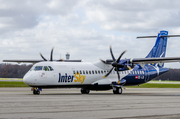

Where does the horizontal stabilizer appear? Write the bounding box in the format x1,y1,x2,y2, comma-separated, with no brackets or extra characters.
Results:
137,35,180,39
137,36,157,38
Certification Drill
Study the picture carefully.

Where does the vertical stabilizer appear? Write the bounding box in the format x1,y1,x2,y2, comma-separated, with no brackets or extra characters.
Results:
146,31,168,58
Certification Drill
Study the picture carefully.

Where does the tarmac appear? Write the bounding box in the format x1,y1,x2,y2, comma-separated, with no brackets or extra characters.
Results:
1,88,180,119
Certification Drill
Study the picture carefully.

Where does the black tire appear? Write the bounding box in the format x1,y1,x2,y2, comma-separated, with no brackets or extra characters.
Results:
113,90,118,94
33,90,36,95
118,87,122,94
81,88,90,94
33,89,40,95
113,87,118,94
36,90,40,95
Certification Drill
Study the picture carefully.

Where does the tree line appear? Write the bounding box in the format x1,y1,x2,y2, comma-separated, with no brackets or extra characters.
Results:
0,64,32,78
0,63,180,81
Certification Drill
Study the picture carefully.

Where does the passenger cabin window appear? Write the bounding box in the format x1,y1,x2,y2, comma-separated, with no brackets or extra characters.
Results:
86,71,88,74
89,71,91,74
92,70,94,74
34,66,43,71
80,71,82,74
98,71,100,74
83,71,85,74
95,70,97,74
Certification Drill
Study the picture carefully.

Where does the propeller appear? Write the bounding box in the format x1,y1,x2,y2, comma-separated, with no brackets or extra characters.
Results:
102,46,127,84
40,47,64,62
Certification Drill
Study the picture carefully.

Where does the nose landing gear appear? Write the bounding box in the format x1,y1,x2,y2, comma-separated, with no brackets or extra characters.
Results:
31,87,41,95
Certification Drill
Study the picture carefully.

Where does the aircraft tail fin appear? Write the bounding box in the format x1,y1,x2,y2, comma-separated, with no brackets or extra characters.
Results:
137,30,180,67
145,31,168,58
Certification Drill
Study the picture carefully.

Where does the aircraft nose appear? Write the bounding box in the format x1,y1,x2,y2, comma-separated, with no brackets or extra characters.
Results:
23,74,31,86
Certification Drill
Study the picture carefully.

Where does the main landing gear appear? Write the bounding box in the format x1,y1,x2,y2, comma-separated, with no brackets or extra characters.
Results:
113,87,123,94
32,87,41,95
81,88,90,94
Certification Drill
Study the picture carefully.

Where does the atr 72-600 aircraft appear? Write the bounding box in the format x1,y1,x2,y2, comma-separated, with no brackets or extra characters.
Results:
3,30,180,95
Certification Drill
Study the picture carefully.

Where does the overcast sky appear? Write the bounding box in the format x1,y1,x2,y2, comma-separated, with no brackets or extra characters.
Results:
1,0,180,68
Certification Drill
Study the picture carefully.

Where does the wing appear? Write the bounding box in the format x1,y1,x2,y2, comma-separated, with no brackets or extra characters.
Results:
3,60,42,63
131,57,180,63
130,57,180,67
3,59,82,63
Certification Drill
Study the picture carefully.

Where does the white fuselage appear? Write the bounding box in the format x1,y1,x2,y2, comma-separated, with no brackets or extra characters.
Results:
23,61,130,87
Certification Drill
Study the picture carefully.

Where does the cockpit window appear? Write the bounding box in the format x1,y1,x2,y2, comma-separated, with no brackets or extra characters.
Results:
30,66,53,71
34,66,43,71
30,66,35,71
43,66,49,71
48,66,54,71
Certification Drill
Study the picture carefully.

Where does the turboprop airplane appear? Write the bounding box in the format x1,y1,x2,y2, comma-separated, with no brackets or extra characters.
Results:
3,30,180,95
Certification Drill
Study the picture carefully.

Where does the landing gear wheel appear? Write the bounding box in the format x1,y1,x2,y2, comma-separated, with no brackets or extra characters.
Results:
113,87,122,94
33,89,40,95
81,88,90,94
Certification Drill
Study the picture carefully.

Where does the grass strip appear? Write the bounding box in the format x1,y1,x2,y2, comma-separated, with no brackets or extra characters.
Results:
150,80,180,83
0,82,28,87
127,83,180,88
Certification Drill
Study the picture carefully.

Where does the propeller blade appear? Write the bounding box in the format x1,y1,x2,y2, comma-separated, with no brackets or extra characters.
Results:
116,67,121,84
50,47,54,61
103,67,114,78
110,46,116,62
116,50,127,63
100,58,106,64
40,53,47,61
100,59,112,64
